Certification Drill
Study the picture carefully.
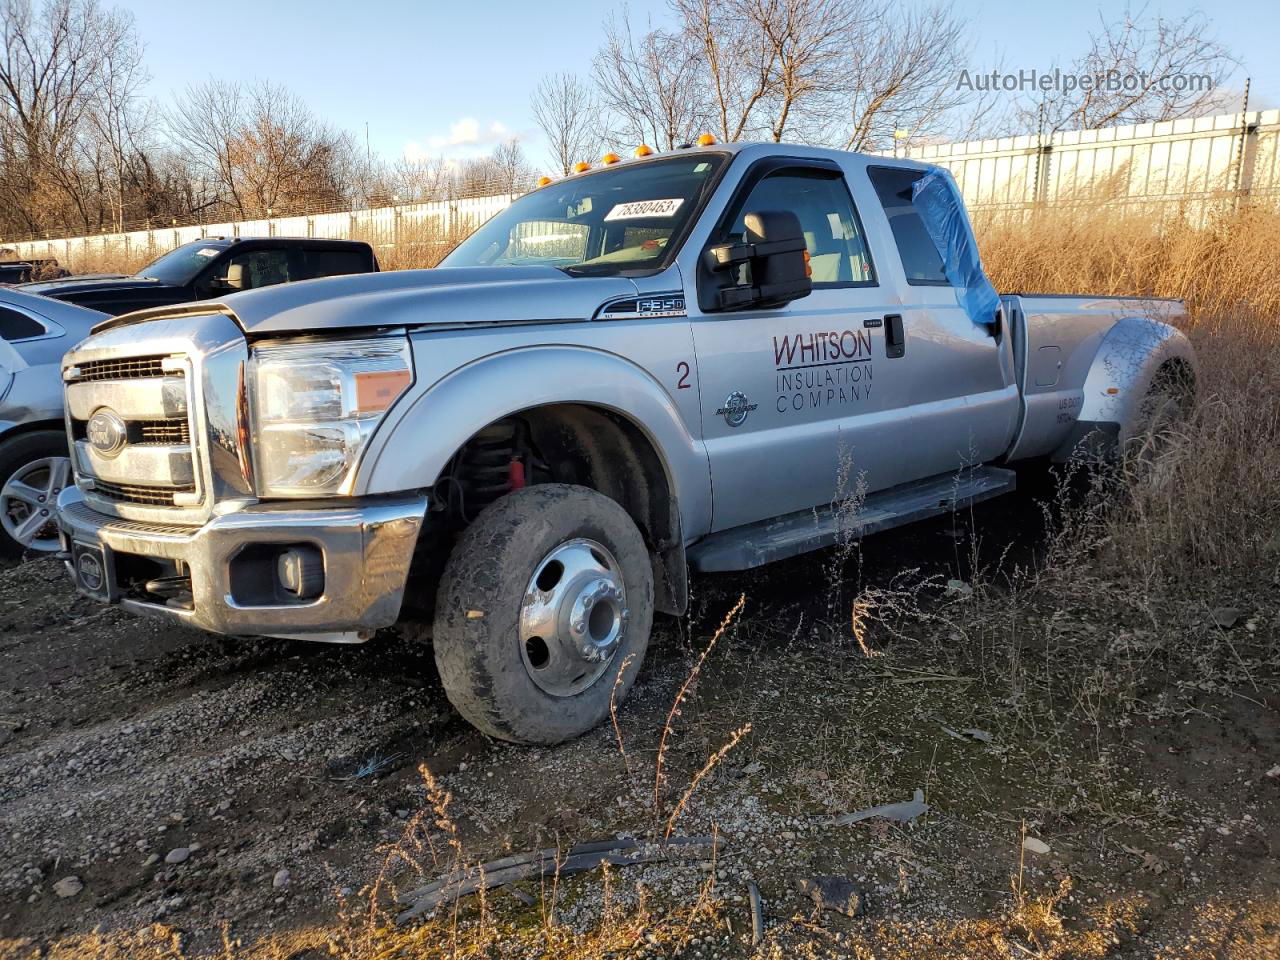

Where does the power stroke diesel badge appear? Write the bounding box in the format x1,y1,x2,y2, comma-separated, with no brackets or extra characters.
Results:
716,392,758,428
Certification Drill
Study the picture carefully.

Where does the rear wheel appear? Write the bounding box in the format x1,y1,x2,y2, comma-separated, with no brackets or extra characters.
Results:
1125,366,1195,489
429,484,654,744
0,431,70,558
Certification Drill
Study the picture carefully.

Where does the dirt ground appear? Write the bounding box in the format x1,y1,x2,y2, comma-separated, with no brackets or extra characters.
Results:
1,487,1277,958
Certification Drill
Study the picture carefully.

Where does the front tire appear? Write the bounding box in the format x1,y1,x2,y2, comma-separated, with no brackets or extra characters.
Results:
430,484,654,744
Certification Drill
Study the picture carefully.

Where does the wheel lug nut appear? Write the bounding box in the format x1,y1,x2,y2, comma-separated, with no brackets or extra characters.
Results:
37,495,45,502
40,509,48,516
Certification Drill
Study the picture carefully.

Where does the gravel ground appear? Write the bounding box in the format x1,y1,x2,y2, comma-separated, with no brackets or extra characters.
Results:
1,498,1277,957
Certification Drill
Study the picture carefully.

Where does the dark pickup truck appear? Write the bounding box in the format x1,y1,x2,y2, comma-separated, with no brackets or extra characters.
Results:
19,236,377,316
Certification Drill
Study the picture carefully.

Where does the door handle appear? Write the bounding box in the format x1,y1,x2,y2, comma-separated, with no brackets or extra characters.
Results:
885,314,905,358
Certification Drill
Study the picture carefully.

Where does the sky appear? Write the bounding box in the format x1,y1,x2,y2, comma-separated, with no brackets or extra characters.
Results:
121,0,1278,171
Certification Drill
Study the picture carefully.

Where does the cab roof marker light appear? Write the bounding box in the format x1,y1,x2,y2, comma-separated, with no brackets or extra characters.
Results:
696,133,717,146
536,176,553,187
601,152,620,165
572,161,591,173
634,144,653,157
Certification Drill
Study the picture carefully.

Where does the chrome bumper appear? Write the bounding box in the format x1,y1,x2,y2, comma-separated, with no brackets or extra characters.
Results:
56,487,428,642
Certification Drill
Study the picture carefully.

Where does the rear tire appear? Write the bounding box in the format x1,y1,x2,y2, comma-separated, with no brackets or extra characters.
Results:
0,431,70,559
428,484,654,744
1125,366,1194,490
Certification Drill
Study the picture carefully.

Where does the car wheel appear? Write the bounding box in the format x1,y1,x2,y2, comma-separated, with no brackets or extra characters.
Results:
430,483,654,744
0,430,71,559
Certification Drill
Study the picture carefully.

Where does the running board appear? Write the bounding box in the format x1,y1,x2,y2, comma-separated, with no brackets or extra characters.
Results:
687,466,1016,573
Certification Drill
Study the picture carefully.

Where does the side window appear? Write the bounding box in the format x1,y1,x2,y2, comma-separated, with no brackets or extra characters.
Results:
867,167,948,285
226,249,292,290
0,306,47,341
727,169,875,286
297,249,370,280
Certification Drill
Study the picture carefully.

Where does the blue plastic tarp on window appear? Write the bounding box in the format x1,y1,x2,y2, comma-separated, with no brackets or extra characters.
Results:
911,168,1000,327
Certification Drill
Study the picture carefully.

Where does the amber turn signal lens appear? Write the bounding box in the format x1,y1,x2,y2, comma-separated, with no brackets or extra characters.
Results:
572,161,590,173
696,133,717,146
803,249,812,277
634,144,653,157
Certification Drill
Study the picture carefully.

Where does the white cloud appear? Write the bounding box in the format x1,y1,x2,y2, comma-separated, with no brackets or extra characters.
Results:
403,118,516,161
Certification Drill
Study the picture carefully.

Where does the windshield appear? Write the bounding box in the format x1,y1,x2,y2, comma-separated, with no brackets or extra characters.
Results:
136,240,229,284
442,154,728,276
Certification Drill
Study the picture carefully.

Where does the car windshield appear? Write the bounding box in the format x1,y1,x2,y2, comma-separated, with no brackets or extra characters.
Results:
136,241,229,284
442,154,728,276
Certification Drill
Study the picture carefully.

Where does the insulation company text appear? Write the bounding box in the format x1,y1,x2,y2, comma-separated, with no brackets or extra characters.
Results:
773,328,874,413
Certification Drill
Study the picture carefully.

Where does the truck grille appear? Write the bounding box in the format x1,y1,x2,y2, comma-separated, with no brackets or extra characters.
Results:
136,419,191,445
64,349,202,515
92,479,196,507
67,356,169,382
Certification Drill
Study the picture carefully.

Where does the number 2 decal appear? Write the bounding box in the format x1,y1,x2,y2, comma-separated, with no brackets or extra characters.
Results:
676,361,691,389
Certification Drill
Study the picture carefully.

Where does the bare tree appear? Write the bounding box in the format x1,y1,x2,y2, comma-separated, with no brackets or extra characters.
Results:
531,73,598,175
597,0,982,154
1019,6,1235,133
833,1,974,152
167,80,355,219
0,0,153,234
488,138,531,195
386,154,451,203
593,10,705,150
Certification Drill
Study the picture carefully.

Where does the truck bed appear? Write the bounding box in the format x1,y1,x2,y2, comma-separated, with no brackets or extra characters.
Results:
1003,293,1188,462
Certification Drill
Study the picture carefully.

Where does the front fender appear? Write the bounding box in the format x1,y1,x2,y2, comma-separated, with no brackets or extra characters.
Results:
356,344,713,538
1052,315,1197,460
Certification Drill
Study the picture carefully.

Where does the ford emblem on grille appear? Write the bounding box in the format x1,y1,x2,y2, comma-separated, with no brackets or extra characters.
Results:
86,408,128,458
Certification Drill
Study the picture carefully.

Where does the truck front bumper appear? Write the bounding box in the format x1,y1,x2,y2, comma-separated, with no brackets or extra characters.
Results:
56,487,428,642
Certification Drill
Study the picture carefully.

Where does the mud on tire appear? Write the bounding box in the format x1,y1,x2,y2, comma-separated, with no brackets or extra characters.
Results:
430,483,654,744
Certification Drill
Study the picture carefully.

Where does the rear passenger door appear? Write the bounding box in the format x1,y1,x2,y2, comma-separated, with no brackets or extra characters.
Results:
863,166,1018,481
690,158,901,532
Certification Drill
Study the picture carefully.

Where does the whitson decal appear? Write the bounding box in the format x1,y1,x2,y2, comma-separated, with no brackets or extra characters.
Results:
603,198,685,221
772,327,876,414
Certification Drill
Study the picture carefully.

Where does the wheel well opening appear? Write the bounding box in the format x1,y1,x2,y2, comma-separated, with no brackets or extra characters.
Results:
407,404,687,619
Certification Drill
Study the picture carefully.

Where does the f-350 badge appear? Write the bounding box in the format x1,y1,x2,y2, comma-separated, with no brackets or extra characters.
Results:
716,391,757,427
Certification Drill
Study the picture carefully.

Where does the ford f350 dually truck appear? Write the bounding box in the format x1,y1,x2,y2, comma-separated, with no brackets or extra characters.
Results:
55,141,1195,743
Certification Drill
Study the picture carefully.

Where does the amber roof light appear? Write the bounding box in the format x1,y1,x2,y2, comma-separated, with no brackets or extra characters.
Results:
536,176,552,187
601,152,620,165
634,144,653,157
572,161,591,173
696,133,717,146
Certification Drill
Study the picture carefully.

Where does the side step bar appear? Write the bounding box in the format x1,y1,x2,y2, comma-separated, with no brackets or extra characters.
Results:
686,466,1016,573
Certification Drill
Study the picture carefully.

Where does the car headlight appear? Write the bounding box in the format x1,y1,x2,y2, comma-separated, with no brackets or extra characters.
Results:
249,337,414,497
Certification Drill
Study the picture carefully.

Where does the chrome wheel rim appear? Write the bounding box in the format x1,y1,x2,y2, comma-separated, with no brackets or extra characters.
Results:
519,538,628,697
1,456,70,552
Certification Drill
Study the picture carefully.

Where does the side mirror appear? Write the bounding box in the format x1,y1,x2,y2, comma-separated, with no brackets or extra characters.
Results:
701,210,811,311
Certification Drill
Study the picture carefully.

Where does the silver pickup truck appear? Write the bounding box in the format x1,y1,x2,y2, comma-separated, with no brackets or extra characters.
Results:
55,141,1195,743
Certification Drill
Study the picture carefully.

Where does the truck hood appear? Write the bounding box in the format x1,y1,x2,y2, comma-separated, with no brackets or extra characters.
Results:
94,266,641,336
20,274,152,295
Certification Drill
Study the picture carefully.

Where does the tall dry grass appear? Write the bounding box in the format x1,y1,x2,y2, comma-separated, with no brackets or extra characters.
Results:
970,200,1280,721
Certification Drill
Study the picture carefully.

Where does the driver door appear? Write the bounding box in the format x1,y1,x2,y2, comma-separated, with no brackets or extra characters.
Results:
690,159,902,532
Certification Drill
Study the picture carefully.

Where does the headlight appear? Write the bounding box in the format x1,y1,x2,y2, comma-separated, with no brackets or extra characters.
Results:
249,337,413,497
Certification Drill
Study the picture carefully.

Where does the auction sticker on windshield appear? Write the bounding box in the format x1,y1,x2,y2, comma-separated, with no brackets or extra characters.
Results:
604,198,685,221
